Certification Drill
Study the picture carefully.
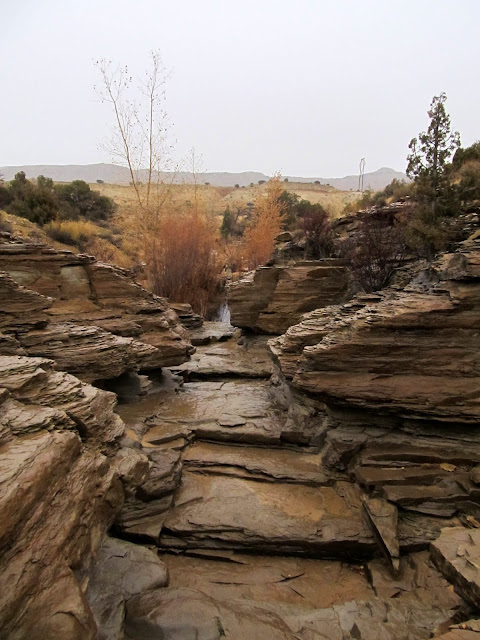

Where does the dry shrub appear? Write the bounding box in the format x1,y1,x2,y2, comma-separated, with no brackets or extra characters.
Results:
117,187,221,315
44,220,101,248
148,206,220,315
340,213,407,292
243,178,285,268
298,203,334,258
0,211,12,233
218,239,246,274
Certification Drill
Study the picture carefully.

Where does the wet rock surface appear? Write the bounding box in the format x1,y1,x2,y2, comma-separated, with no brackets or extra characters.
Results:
189,320,236,346
171,334,272,379
109,325,477,639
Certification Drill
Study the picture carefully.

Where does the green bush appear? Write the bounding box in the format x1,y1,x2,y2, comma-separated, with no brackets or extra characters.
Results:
55,180,116,222
1,174,117,227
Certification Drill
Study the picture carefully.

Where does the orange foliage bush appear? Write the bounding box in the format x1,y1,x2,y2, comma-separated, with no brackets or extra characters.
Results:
148,206,220,315
243,178,285,268
118,188,221,316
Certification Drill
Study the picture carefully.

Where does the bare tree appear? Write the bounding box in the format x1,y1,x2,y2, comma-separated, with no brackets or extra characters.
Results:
95,55,220,313
95,51,173,209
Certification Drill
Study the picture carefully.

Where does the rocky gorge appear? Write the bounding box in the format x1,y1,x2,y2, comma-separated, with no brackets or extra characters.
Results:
1,222,480,639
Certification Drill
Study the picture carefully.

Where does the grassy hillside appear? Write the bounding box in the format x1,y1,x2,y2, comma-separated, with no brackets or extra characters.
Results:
94,181,361,222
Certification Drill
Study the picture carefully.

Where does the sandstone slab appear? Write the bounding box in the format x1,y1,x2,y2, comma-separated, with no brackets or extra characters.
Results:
431,527,480,609
160,473,375,556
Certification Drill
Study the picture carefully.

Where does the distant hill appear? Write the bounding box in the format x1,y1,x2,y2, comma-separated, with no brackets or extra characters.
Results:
0,163,408,191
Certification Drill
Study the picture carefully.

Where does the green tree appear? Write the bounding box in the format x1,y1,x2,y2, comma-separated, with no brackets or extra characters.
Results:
7,172,58,225
406,92,460,218
279,190,299,229
220,206,235,238
55,180,116,222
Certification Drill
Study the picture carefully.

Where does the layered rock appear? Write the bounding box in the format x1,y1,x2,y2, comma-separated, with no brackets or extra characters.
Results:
0,234,193,369
431,527,480,610
269,236,480,527
0,354,144,639
227,260,352,334
0,271,160,383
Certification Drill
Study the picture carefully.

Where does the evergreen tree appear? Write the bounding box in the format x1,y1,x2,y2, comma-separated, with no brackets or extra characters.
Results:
406,92,460,217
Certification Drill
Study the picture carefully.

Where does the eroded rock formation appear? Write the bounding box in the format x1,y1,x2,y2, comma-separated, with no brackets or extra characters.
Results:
0,355,139,639
227,259,352,334
0,233,193,372
3,222,480,639
269,235,480,543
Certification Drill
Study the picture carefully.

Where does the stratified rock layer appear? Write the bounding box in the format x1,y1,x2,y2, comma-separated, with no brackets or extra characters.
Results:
0,355,134,639
0,234,193,370
269,236,480,524
227,260,352,334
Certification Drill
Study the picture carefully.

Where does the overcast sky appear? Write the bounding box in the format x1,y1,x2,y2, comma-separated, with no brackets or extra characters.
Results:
1,0,479,177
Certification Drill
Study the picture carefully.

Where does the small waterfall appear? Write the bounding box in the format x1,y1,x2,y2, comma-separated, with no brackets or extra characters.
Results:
212,301,231,323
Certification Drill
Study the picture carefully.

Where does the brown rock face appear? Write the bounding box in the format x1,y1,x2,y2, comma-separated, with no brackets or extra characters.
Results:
270,238,480,422
269,236,480,523
0,234,193,371
0,355,132,639
0,271,161,383
227,260,352,334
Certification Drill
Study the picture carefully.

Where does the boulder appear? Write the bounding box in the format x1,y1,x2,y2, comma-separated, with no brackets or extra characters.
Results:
86,537,168,640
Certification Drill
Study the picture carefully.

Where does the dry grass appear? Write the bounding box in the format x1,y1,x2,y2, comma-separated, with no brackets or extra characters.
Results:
93,181,360,223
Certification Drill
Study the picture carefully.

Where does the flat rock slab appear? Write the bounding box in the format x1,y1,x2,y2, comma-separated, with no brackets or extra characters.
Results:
190,321,236,346
125,587,296,640
159,473,375,556
160,553,373,610
170,336,272,379
431,527,480,609
183,441,334,486
125,580,465,640
139,380,288,446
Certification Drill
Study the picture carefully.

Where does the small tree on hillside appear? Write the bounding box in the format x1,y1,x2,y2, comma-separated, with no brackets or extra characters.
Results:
407,92,460,218
341,214,406,292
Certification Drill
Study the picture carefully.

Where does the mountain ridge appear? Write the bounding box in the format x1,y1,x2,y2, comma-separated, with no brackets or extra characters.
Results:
0,163,408,191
